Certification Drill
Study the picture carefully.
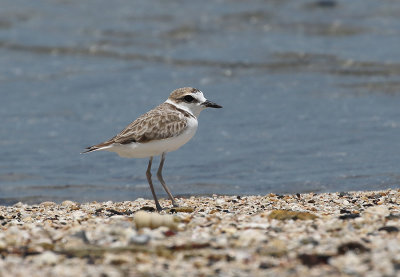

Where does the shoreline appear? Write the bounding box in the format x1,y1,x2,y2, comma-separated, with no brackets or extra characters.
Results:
0,189,399,276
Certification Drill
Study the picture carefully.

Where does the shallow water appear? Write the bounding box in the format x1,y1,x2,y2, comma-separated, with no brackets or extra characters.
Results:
1,0,400,204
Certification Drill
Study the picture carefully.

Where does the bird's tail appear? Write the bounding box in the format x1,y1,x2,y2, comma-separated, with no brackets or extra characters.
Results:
81,146,98,154
81,141,113,154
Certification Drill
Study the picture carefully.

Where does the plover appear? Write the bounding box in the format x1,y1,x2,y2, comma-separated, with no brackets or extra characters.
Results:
83,87,222,211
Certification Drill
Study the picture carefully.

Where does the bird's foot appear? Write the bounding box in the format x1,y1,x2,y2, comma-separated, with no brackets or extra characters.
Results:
155,203,163,212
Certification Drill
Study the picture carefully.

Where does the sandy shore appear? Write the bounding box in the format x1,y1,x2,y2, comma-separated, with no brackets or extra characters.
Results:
0,189,399,276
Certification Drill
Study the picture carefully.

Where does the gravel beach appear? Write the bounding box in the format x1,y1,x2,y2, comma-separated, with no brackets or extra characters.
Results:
0,189,399,276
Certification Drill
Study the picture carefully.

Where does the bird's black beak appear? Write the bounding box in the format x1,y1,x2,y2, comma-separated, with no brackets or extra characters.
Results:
202,100,222,108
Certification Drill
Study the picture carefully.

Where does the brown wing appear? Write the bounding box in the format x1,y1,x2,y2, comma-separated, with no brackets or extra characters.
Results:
112,104,189,144
83,103,189,153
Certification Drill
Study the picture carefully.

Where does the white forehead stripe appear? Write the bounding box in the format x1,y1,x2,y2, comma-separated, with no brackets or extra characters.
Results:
195,92,206,103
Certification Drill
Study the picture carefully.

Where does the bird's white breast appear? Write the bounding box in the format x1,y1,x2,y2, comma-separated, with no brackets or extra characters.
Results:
105,116,198,158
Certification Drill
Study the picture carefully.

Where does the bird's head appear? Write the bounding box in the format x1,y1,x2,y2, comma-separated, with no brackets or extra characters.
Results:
167,87,222,117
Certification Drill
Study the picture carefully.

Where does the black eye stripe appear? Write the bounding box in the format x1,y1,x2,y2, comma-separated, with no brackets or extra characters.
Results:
182,95,196,102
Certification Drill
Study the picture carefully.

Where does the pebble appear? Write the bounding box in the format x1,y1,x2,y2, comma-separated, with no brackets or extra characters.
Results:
0,189,398,276
129,234,150,245
35,251,61,266
61,200,80,209
40,201,57,207
378,226,399,233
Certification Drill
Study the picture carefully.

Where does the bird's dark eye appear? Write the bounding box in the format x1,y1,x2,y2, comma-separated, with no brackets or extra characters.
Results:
183,95,195,102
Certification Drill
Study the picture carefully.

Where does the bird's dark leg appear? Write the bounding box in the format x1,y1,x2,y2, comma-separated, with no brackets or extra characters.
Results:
157,152,179,207
146,156,162,212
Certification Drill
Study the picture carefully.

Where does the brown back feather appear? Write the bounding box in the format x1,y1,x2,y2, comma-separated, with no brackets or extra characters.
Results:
84,103,192,152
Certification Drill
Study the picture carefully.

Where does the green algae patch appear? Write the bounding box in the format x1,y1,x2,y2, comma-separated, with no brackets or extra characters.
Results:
268,210,318,220
166,206,195,213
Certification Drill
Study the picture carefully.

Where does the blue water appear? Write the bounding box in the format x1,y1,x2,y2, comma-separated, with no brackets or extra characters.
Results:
1,0,400,204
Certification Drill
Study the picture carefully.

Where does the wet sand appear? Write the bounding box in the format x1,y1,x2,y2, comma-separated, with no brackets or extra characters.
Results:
0,189,399,276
